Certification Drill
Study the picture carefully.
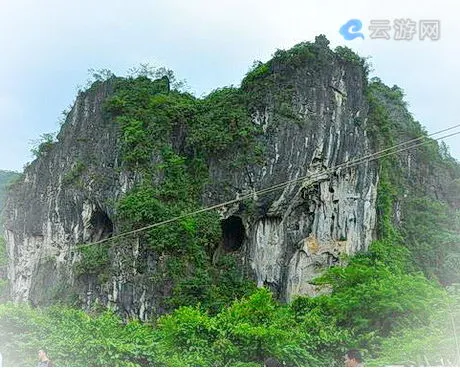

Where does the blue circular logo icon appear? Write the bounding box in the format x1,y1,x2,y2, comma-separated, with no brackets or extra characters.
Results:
340,19,365,40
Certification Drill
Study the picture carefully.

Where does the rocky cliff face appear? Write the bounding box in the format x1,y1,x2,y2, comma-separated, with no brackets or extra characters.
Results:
3,81,122,304
0,170,20,211
211,44,378,300
3,38,383,318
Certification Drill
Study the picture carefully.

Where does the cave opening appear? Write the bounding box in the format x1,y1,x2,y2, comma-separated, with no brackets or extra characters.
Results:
221,216,245,252
90,208,114,242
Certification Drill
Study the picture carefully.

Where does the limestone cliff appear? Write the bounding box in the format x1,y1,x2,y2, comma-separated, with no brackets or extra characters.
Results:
0,170,19,211
3,36,457,319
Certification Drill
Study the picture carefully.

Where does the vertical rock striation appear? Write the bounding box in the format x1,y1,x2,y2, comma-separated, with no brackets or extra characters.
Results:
3,38,380,317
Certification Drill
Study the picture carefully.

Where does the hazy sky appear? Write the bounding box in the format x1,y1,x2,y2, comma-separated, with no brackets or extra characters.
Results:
0,0,459,171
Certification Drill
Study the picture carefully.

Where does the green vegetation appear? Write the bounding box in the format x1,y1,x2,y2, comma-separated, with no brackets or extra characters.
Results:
30,132,56,159
0,170,20,209
75,242,110,278
62,161,86,186
0,237,7,268
368,77,460,285
2,39,460,366
76,70,263,313
402,197,460,284
241,35,370,128
0,304,156,366
1,266,458,366
0,171,19,299
0,237,8,298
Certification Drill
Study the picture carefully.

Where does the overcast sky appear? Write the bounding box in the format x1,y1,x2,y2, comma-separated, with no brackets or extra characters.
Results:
0,0,459,172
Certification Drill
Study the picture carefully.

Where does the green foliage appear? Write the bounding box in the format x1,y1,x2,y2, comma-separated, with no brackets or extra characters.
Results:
30,133,56,158
1,236,456,366
0,303,157,367
334,46,371,76
368,77,460,285
0,237,7,268
361,76,460,365
3,260,452,367
241,36,369,122
126,63,186,91
75,243,110,277
187,87,261,157
88,68,115,83
271,42,317,68
314,243,443,337
80,68,116,93
0,237,8,299
375,162,400,240
334,46,362,64
243,36,368,92
366,84,397,150
169,254,258,315
401,197,460,284
97,74,264,313
14,42,460,367
153,288,345,366
369,286,460,366
240,39,319,92
243,61,270,86
62,161,86,186
0,170,20,210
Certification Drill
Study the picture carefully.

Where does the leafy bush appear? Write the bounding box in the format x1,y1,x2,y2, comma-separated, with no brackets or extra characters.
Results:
1,231,457,366
30,133,56,158
75,243,110,276
62,161,86,186
0,303,157,366
369,286,460,366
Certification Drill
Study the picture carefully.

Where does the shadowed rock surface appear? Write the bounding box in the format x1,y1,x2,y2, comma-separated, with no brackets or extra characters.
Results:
3,37,458,319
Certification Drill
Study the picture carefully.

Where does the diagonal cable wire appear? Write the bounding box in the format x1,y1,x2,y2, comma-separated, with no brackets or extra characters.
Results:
77,125,460,249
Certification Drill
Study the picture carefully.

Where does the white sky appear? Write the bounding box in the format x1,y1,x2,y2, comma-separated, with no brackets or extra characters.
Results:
0,0,459,171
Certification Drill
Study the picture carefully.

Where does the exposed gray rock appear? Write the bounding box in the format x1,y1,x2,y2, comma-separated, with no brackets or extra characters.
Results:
3,81,123,304
3,45,380,318
211,50,378,301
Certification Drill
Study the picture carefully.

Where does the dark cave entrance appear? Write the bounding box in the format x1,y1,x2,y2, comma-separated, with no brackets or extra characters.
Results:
221,216,245,252
90,208,114,242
